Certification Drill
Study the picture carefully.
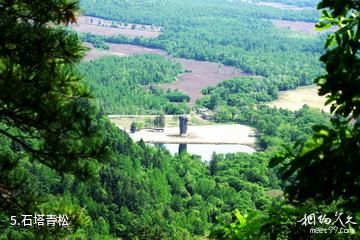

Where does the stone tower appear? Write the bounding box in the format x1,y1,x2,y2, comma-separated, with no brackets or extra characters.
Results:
179,115,188,136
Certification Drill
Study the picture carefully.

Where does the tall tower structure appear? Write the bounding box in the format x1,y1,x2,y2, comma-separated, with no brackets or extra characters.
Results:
179,115,188,137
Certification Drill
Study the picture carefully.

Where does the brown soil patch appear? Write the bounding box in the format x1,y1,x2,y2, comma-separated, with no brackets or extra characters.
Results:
83,43,165,61
84,43,250,104
83,43,126,61
272,20,336,34
252,1,310,11
72,16,161,38
161,59,250,105
108,43,168,56
272,20,317,34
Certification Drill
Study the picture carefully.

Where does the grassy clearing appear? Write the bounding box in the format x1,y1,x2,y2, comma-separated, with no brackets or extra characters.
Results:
267,85,330,112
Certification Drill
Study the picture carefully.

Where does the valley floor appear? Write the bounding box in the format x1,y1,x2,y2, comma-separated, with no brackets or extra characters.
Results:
112,121,256,146
267,85,330,112
84,43,248,105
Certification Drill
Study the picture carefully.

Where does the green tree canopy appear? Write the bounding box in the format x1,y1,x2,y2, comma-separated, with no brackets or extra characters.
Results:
211,0,360,239
0,0,109,214
278,0,360,211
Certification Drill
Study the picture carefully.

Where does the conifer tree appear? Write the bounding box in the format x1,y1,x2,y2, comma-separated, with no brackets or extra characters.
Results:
0,0,109,217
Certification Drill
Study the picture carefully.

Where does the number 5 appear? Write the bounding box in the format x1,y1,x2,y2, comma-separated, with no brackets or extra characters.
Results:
10,216,17,225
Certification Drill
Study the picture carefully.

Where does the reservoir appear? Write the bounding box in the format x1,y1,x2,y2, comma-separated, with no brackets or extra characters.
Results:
110,118,258,161
154,143,255,162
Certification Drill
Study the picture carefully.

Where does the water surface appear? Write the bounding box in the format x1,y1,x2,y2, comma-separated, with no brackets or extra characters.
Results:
154,143,255,162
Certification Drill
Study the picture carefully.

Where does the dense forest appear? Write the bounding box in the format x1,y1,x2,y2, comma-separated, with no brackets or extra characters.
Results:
81,0,326,110
80,0,324,91
196,76,330,149
207,0,360,238
0,1,284,238
81,0,319,23
1,119,283,239
1,0,359,239
78,55,190,114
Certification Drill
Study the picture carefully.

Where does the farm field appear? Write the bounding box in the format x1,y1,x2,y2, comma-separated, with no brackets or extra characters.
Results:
84,43,249,105
71,16,161,38
251,1,309,10
82,43,165,61
272,19,317,34
267,85,330,112
83,43,125,61
272,19,336,34
161,59,249,105
108,43,168,56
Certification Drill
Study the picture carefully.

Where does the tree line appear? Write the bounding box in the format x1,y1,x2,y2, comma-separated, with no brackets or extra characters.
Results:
79,0,325,94
78,54,190,115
